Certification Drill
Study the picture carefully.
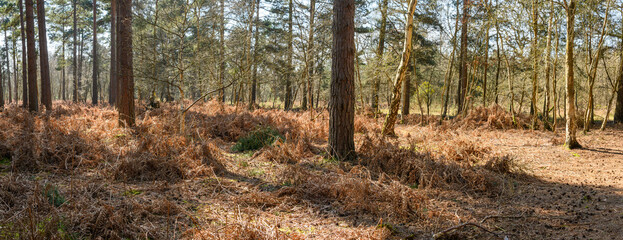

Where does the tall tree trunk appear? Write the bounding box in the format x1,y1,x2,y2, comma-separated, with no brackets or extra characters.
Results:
38,0,52,110
500,30,517,123
0,54,4,108
584,0,610,132
150,0,159,103
616,61,623,123
372,0,388,113
414,55,425,120
255,0,261,104
25,0,38,112
19,0,28,108
564,0,580,149
441,0,461,119
4,30,11,104
92,0,99,105
381,0,418,136
616,71,623,123
245,0,255,110
72,0,78,102
494,10,501,105
117,0,134,127
78,31,84,101
218,0,225,102
611,32,623,123
284,0,293,110
553,20,560,131
483,0,490,107
61,22,67,101
530,0,539,129
109,0,117,105
457,0,470,114
543,0,554,125
249,0,260,110
401,65,411,116
12,35,19,102
304,0,316,113
329,0,356,160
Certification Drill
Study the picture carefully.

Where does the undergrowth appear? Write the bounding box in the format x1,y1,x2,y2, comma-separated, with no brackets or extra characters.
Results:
0,101,528,239
232,126,284,152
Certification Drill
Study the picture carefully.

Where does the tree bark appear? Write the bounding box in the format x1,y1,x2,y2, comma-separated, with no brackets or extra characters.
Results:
616,68,623,123
78,31,84,101
564,0,580,149
457,0,470,114
483,0,490,107
530,0,539,129
218,0,225,102
12,34,19,102
553,20,560,131
543,0,554,125
401,67,411,116
494,8,501,105
284,0,293,110
372,0,389,113
612,37,623,124
117,0,134,127
304,0,316,112
616,73,623,123
109,0,117,105
72,0,78,102
381,0,418,136
441,0,461,119
0,53,4,108
92,0,99,105
38,0,52,110
249,0,260,110
19,0,28,108
244,0,255,110
4,30,11,104
61,22,67,101
25,0,38,112
329,0,356,161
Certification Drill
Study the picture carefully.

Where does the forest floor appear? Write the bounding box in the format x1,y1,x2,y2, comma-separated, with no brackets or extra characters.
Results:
0,102,621,239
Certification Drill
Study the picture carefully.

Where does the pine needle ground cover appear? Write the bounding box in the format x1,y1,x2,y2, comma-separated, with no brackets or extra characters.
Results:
0,102,621,239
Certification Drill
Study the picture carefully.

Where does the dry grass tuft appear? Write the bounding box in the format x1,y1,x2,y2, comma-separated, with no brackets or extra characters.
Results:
484,155,519,174
453,105,534,130
437,136,491,164
279,164,426,222
357,133,515,194
257,137,319,164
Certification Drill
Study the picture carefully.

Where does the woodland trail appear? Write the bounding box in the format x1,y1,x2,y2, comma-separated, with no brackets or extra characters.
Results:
394,124,623,239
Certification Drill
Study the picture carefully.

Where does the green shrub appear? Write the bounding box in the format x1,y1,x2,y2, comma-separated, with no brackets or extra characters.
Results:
44,184,66,207
232,127,284,152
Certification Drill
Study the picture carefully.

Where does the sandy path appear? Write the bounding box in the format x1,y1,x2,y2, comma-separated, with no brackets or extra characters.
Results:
394,125,623,239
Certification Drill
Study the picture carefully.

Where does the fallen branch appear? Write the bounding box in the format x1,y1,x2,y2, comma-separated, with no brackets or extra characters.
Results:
182,80,236,114
480,215,526,224
434,214,573,239
480,214,573,224
432,222,504,239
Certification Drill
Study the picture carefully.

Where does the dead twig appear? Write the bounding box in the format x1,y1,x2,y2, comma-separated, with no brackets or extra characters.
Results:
480,214,574,224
